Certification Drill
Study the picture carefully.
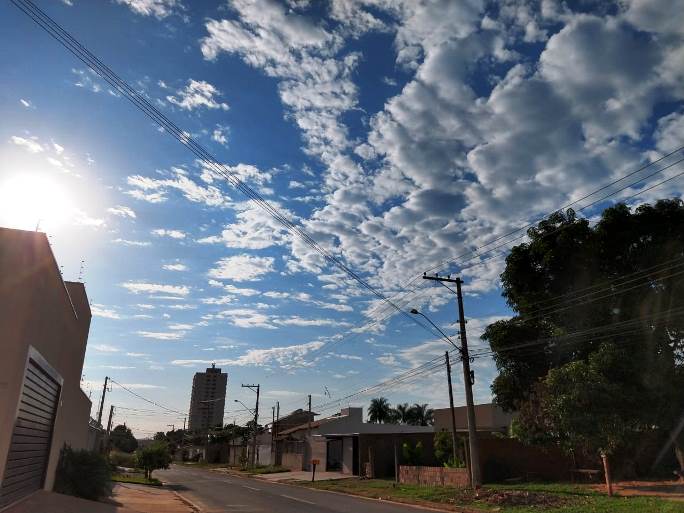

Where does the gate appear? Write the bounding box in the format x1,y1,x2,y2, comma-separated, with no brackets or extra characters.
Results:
0,350,62,507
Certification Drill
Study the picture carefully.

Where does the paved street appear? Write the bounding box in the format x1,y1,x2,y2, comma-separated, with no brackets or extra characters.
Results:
158,465,431,513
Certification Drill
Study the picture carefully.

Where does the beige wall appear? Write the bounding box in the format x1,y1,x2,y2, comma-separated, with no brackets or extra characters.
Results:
433,403,515,433
0,228,92,491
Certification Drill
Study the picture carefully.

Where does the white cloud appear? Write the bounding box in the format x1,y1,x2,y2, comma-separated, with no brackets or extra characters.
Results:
114,382,164,390
152,228,186,239
91,304,121,319
167,303,196,310
121,281,190,296
167,79,229,111
115,0,182,19
126,167,231,207
168,323,193,330
137,330,185,340
112,238,151,247
19,98,33,108
212,124,229,146
163,263,188,271
171,340,324,368
9,136,43,153
208,255,275,282
92,344,120,353
108,205,136,218
73,210,106,229
126,352,150,357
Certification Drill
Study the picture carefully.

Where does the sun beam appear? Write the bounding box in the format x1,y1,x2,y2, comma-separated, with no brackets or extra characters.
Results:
0,173,73,232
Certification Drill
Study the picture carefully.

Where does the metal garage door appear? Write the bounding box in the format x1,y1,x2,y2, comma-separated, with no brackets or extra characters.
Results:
0,356,61,507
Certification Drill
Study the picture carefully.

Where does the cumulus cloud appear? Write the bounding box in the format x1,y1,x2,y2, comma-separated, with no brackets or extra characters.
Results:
163,263,188,271
112,238,151,247
171,340,324,368
92,344,120,353
167,79,229,111
108,205,136,218
152,228,186,239
121,281,190,296
91,304,121,319
207,254,275,282
115,0,183,19
137,330,185,340
9,135,43,153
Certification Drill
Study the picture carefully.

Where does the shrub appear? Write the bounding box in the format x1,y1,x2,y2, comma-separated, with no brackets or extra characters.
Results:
402,441,424,466
135,441,172,479
54,446,112,501
109,449,137,469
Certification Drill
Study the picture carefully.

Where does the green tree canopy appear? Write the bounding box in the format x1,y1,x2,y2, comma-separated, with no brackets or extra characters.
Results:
484,200,684,470
110,424,138,453
368,397,394,423
136,441,172,479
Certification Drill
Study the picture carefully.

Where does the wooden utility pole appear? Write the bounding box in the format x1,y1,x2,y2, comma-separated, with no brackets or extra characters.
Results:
445,351,461,474
96,376,109,426
423,274,481,488
307,394,312,470
275,401,280,466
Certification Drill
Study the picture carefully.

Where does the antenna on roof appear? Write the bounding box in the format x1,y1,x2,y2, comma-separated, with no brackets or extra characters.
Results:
78,260,85,282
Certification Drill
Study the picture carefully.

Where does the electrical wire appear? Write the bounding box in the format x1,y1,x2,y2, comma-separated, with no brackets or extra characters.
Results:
9,0,448,343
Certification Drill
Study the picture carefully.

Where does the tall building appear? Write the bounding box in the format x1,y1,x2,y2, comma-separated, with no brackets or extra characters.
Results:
188,364,227,432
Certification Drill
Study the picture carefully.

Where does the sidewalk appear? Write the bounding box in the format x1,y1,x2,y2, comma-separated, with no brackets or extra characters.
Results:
3,484,195,513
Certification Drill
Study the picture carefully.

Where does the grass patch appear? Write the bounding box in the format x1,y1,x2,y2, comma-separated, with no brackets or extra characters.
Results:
112,472,162,486
296,479,684,513
246,465,290,475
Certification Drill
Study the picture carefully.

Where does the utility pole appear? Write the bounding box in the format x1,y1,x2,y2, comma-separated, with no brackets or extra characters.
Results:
307,394,312,471
183,417,186,431
275,401,280,466
103,405,114,454
271,406,276,462
242,384,260,467
444,352,460,476
423,274,481,488
96,376,109,426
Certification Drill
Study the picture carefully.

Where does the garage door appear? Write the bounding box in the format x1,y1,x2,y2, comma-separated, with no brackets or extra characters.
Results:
0,357,61,507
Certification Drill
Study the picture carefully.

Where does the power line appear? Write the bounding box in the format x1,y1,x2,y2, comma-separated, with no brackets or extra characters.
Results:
10,0,446,343
109,378,185,416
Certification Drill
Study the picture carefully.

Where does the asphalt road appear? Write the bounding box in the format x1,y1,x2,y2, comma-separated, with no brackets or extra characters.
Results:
158,465,428,513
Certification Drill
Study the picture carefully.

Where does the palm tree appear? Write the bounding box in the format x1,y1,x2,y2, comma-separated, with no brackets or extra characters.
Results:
393,403,411,424
368,397,393,423
409,403,434,426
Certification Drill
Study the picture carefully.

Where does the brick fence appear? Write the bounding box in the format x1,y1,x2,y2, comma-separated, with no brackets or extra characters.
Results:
399,465,469,487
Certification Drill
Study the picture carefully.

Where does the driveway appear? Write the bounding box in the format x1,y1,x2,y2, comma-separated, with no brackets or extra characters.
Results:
158,464,439,513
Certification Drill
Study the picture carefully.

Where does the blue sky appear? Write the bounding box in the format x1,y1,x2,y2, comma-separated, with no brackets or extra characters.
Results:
1,0,683,436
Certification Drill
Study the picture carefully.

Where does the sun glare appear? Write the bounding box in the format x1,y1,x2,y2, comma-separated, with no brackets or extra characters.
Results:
0,173,73,232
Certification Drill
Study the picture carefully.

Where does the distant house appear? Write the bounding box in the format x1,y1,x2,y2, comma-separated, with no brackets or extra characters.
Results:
433,403,516,435
276,407,434,477
0,228,93,508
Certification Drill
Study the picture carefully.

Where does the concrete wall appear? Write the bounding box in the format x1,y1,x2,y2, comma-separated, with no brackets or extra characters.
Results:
359,433,438,478
0,229,92,491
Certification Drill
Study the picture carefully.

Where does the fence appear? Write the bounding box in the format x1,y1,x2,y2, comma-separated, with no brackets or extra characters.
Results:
399,466,469,487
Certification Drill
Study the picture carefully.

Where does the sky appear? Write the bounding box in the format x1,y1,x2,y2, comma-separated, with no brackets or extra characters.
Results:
1,0,683,437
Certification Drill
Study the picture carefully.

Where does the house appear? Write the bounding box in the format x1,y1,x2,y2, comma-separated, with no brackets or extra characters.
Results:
0,228,93,508
276,407,435,477
433,403,515,435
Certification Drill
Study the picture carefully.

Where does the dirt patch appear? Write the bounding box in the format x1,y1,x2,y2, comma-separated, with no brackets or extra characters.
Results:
591,480,684,501
475,489,571,508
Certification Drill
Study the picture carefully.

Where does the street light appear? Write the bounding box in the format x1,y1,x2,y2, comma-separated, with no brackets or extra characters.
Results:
234,399,256,414
410,308,460,352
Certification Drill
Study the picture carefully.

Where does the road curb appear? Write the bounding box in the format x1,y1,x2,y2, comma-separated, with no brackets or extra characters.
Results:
172,490,203,512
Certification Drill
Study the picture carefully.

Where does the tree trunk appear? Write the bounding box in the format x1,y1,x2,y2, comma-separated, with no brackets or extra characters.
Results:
675,442,684,479
601,453,613,497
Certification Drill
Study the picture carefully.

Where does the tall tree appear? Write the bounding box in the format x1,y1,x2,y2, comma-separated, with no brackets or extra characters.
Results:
483,200,684,474
368,397,394,423
110,424,138,453
393,403,411,424
409,404,434,426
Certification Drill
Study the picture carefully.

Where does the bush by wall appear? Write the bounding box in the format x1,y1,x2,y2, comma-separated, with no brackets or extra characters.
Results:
108,449,137,469
54,446,112,501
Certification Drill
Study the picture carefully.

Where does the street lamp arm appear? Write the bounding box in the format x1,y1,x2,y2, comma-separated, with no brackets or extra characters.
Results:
410,308,461,353
234,399,256,415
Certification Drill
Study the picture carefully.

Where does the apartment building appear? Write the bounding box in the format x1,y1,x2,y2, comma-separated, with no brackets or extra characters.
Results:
188,364,227,432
